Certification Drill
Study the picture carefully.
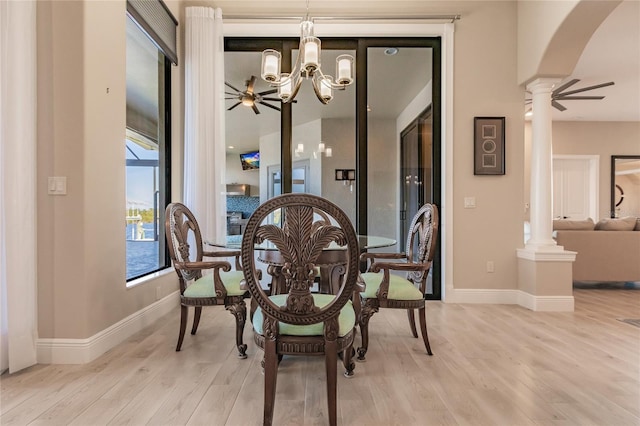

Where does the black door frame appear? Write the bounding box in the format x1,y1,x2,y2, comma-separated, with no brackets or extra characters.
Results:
225,36,442,299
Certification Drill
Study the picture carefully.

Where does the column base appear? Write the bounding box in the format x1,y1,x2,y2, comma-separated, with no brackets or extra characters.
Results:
516,248,576,311
524,239,561,251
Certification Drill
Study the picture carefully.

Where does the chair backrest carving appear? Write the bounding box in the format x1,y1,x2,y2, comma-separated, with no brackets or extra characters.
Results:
405,204,439,283
165,203,204,284
241,194,359,331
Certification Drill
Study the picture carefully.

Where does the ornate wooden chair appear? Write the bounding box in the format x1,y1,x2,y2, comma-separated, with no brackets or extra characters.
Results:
357,203,439,360
241,193,359,426
165,202,249,358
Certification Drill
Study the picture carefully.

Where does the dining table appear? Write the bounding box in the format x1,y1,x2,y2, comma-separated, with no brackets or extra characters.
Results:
212,234,396,295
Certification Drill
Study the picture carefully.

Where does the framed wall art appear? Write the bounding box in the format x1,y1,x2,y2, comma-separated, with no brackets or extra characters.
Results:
474,117,505,175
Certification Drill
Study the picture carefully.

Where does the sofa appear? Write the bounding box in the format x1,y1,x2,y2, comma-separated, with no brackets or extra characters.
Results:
554,216,640,282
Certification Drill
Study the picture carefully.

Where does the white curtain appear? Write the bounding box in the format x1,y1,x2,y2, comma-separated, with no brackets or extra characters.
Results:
0,0,38,373
184,7,227,245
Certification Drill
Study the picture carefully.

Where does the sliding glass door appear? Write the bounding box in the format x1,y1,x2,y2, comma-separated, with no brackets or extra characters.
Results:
224,36,441,299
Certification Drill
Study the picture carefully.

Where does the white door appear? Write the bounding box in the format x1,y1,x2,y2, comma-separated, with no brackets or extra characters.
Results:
553,155,599,220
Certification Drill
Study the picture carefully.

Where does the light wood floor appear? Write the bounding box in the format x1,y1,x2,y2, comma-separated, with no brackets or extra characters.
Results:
2,288,639,426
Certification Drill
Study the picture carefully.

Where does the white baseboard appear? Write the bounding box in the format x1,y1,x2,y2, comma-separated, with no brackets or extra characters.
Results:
517,291,574,312
36,291,179,364
444,288,574,312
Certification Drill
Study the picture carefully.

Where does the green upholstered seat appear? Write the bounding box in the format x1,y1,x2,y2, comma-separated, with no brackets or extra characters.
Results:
252,294,356,337
183,271,247,298
360,272,424,300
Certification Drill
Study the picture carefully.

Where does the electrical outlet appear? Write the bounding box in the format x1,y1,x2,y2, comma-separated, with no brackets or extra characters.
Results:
486,261,495,273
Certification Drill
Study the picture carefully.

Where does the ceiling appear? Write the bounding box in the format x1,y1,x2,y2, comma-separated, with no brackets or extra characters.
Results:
548,0,639,122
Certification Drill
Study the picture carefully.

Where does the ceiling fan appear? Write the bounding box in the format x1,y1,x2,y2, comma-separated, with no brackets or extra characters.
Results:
225,75,284,114
526,79,615,111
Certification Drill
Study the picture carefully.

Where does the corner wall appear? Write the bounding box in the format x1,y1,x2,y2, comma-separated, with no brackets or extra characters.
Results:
36,1,180,345
447,1,525,294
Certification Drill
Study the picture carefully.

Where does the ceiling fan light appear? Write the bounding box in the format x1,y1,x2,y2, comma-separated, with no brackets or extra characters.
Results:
261,49,281,82
241,96,254,107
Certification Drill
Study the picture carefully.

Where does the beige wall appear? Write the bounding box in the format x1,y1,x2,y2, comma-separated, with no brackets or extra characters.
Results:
37,0,181,339
450,1,525,290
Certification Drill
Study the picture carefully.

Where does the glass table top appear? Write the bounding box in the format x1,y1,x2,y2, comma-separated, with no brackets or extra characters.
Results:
212,234,396,251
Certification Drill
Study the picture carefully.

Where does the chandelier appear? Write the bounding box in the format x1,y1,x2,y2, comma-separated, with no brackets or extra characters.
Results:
260,6,354,104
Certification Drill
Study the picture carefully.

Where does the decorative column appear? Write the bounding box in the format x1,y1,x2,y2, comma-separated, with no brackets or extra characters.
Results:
526,78,562,250
516,77,575,312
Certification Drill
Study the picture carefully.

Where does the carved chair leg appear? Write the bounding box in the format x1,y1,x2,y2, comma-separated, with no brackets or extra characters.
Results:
357,301,378,361
263,339,279,426
407,308,418,338
176,305,188,351
226,300,248,359
191,306,202,335
342,341,355,378
325,339,338,426
418,305,433,356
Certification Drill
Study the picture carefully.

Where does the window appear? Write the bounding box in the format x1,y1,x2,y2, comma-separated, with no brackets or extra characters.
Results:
125,14,171,281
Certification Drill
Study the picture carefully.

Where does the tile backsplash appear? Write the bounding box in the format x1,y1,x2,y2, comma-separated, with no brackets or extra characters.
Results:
227,196,260,218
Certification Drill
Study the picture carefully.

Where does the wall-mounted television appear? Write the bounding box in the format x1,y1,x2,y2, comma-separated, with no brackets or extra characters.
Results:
239,150,260,170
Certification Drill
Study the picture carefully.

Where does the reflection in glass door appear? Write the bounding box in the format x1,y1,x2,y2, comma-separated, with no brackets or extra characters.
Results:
291,46,357,226
400,108,432,250
225,38,442,299
269,161,310,198
367,44,440,299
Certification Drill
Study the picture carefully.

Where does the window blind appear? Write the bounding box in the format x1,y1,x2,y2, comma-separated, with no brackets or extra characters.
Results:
127,0,178,65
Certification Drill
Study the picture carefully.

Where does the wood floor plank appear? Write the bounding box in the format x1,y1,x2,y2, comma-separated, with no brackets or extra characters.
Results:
1,288,639,425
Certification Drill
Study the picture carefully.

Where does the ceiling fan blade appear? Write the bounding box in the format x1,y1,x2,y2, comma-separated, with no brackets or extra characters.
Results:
225,97,237,100
225,91,240,96
225,81,243,93
559,81,614,97
251,104,260,114
246,76,257,95
258,101,281,112
552,79,580,96
555,95,605,100
258,89,278,96
551,100,567,111
227,102,241,111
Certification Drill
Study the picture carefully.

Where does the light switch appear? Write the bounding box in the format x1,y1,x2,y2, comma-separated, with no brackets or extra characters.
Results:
48,177,67,195
464,196,476,208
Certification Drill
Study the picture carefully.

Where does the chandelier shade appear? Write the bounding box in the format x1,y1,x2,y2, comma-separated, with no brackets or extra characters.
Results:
260,18,354,104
